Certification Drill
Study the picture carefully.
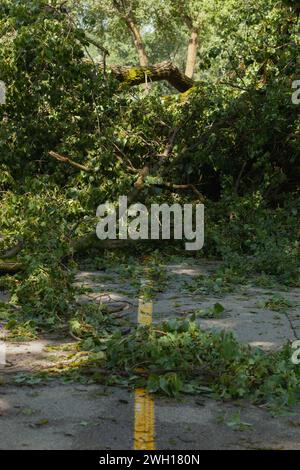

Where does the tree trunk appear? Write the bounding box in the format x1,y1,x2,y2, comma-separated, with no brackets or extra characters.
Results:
111,60,194,92
124,16,149,67
185,29,198,78
112,1,148,67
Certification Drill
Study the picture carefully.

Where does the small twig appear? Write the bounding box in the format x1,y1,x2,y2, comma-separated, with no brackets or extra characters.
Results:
219,81,249,92
84,33,110,57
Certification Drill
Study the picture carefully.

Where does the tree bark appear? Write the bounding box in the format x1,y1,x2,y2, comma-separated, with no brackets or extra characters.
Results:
185,29,198,78
0,261,23,273
112,0,149,67
111,60,194,92
124,16,148,67
49,151,93,172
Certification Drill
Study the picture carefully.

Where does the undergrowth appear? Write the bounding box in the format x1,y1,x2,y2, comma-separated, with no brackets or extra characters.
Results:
16,318,300,415
104,320,300,414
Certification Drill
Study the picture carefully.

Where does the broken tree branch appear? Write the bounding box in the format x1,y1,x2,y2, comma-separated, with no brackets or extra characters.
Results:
0,261,23,273
157,125,183,159
84,33,109,57
1,240,24,259
48,151,93,173
110,60,195,92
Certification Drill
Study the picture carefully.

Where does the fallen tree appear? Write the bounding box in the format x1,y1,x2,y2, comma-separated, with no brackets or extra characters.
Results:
110,60,195,92
0,7,197,276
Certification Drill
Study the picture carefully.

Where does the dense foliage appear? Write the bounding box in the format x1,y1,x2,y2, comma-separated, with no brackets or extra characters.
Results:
0,0,299,405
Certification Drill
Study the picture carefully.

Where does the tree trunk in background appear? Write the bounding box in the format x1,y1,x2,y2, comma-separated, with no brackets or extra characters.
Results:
112,1,149,67
185,29,198,78
124,16,149,67
112,1,149,90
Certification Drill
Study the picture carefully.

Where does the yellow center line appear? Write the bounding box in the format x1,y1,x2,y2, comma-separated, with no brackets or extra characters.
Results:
134,296,156,450
137,299,153,326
